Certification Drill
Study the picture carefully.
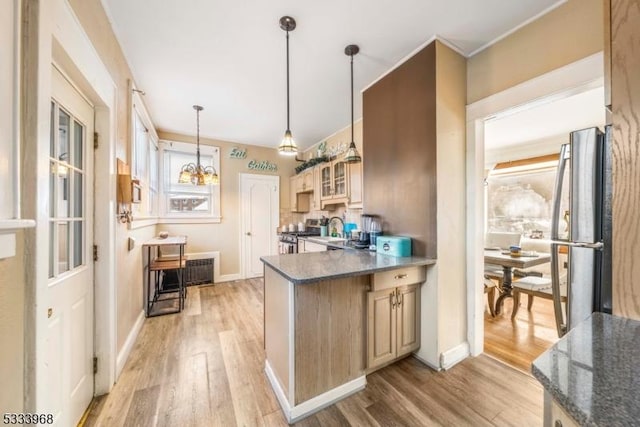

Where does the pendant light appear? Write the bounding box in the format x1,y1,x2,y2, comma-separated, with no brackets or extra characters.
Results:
278,16,298,155
178,105,219,185
344,44,362,163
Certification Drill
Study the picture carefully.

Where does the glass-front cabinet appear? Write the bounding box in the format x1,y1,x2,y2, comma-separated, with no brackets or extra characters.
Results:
320,159,348,201
320,164,332,200
333,160,347,198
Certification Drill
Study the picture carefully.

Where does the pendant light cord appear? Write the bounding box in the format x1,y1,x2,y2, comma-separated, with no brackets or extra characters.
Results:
286,30,290,132
196,107,201,167
350,53,354,144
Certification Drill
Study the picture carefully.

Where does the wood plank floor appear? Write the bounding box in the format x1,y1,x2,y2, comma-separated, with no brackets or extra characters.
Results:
484,294,560,373
85,279,543,426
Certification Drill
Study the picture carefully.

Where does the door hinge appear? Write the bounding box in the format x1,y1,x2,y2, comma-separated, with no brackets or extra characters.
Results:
93,357,98,374
93,244,98,262
93,132,99,149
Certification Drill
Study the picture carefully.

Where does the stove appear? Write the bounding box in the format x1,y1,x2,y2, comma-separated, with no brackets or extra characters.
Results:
278,219,321,253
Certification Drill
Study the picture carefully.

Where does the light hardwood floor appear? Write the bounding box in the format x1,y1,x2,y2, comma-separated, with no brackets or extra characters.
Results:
484,294,560,373
86,279,543,426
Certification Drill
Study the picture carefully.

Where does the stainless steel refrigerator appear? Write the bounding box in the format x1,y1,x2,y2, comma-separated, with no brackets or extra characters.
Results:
550,126,612,337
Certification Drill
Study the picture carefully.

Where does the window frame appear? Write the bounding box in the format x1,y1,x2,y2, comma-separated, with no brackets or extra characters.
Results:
129,95,160,226
159,140,221,223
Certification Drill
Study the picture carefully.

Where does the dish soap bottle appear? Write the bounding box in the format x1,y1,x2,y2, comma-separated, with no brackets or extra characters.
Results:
331,225,338,237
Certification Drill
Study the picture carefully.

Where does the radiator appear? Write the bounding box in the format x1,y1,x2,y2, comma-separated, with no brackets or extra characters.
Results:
185,258,214,285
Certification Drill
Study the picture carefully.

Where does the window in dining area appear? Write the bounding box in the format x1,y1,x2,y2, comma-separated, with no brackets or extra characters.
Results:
486,154,567,240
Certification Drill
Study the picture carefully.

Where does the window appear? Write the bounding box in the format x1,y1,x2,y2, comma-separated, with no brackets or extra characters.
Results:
160,140,221,222
486,157,565,239
49,100,86,278
131,105,159,219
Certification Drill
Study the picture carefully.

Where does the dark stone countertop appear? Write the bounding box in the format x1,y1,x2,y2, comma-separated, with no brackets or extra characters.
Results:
261,250,436,284
532,312,640,426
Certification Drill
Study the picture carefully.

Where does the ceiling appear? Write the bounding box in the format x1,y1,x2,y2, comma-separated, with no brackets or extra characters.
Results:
484,87,606,151
102,0,566,149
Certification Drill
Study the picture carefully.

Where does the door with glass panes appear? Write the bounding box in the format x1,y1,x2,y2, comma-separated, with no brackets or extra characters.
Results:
48,66,94,426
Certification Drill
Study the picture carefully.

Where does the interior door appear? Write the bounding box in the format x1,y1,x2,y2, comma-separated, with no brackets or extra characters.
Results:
48,66,94,425
241,174,279,278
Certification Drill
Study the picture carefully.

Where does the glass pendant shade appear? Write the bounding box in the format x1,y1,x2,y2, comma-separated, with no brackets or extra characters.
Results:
344,44,362,164
278,129,298,155
278,16,298,155
344,141,361,163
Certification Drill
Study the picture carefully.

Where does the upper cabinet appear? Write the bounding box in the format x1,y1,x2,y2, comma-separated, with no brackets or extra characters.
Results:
292,156,363,211
290,175,310,213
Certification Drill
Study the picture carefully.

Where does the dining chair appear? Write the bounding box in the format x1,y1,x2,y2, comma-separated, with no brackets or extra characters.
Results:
484,276,498,317
511,276,567,319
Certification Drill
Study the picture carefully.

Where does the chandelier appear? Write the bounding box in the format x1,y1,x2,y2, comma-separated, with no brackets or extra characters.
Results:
178,105,219,185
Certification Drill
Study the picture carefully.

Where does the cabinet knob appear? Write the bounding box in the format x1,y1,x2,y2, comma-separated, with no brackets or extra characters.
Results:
246,232,251,236
390,292,396,308
554,421,563,427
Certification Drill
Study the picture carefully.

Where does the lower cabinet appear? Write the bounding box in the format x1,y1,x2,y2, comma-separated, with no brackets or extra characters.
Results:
298,240,326,253
367,283,420,371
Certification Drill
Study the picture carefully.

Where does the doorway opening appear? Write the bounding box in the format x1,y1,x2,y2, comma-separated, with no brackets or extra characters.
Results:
466,52,605,372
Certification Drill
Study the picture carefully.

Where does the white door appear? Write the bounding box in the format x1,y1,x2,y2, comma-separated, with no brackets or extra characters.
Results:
47,66,95,425
241,174,279,278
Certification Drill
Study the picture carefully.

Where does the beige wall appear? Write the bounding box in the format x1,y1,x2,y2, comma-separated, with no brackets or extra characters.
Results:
434,41,467,355
66,0,154,356
0,232,25,412
467,0,603,103
158,131,297,275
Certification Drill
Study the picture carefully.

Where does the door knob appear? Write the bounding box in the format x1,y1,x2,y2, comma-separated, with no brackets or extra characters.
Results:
246,232,251,236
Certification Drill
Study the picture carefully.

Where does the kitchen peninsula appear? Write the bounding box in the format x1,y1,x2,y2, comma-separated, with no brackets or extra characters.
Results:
260,250,436,423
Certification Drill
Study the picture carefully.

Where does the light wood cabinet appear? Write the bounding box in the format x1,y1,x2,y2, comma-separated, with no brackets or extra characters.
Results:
301,169,313,192
347,162,363,208
367,283,420,371
312,165,321,210
290,175,310,213
298,240,326,253
544,392,579,427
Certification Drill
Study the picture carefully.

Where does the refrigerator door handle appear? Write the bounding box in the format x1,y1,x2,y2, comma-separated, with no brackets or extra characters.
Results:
562,241,604,250
551,144,570,241
550,243,567,337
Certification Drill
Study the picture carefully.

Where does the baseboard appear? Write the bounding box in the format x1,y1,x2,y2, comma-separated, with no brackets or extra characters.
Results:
217,274,241,283
116,310,145,378
439,341,470,370
412,353,442,371
265,360,366,423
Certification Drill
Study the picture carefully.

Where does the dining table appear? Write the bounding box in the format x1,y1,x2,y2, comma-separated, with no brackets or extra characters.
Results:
485,249,551,314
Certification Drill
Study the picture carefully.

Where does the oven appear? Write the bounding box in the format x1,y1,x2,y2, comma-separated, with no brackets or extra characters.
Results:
279,234,298,254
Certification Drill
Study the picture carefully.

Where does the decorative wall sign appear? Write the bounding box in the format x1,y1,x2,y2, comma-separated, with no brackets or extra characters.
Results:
247,160,278,172
229,147,247,159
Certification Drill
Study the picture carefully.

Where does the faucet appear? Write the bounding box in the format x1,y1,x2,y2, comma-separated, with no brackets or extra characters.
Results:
329,216,345,237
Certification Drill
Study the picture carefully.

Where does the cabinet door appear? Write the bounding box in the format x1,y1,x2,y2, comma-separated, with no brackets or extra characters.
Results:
396,284,420,357
303,241,326,252
367,288,397,369
312,166,321,209
302,170,313,192
348,161,363,207
290,176,297,212
333,160,347,198
320,164,332,200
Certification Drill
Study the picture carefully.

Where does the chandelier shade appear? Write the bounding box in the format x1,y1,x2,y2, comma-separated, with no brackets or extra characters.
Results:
178,105,219,185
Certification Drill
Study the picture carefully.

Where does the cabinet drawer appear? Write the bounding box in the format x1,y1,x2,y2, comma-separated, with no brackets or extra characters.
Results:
372,266,425,291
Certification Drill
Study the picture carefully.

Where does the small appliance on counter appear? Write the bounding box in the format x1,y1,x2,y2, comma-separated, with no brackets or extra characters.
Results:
376,236,412,257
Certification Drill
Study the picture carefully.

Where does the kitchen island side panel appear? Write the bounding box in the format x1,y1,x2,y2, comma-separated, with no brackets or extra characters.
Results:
294,275,369,404
264,266,292,398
